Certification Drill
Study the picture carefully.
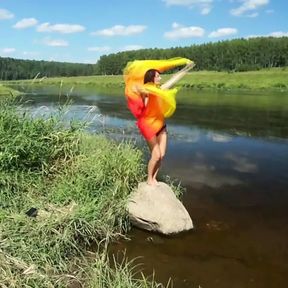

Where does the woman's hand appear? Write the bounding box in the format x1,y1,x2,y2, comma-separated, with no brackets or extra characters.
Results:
160,60,196,90
185,61,196,70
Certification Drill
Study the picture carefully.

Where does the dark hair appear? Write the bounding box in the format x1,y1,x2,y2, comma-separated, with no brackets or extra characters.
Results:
144,69,160,84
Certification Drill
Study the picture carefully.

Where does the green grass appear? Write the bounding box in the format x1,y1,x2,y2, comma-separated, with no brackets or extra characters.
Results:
3,67,288,91
0,98,168,288
180,67,288,90
0,84,21,97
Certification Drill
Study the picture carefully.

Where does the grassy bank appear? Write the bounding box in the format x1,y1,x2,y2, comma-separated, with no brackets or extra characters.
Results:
0,84,21,96
3,67,288,91
181,67,288,90
0,98,165,287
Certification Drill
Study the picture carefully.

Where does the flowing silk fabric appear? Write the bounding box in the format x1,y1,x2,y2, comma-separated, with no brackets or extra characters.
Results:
124,57,191,140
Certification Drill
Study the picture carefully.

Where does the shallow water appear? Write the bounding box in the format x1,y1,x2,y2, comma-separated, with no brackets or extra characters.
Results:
18,87,288,288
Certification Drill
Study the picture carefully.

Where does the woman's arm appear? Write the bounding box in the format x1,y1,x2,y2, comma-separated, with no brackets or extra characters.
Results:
132,85,149,106
160,61,195,90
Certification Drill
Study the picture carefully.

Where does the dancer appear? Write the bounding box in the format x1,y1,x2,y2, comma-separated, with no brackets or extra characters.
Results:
124,58,195,185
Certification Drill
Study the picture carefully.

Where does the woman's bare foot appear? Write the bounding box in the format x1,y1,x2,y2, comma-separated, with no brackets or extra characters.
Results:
147,179,154,185
153,179,159,185
146,179,160,186
147,179,158,186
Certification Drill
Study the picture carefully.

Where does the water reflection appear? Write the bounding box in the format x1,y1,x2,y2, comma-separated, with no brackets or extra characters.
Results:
224,152,258,173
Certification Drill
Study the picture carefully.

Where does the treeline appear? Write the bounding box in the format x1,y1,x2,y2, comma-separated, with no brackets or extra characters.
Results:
97,37,288,74
1,37,288,80
0,58,96,80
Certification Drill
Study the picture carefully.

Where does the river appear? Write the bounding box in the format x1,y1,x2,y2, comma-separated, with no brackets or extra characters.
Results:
18,85,288,288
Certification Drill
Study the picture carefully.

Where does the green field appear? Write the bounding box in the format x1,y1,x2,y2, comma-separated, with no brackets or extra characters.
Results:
181,68,288,90
2,67,288,92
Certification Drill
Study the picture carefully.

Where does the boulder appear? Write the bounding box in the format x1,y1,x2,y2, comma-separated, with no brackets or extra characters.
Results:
127,182,193,235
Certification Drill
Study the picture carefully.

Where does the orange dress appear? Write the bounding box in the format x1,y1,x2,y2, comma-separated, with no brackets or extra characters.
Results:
137,88,164,140
123,58,191,140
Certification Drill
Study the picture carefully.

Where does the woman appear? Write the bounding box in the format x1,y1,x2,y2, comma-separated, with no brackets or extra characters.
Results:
124,58,194,185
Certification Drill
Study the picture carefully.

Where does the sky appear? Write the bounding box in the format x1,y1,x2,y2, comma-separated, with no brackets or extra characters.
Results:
0,0,287,64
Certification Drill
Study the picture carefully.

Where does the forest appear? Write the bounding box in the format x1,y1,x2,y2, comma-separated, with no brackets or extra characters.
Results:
1,37,287,80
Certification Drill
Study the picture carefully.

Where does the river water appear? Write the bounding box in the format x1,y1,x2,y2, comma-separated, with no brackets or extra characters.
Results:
18,86,288,288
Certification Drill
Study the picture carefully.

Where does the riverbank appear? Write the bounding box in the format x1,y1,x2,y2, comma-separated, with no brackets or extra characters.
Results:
0,98,166,287
2,67,288,91
0,83,21,96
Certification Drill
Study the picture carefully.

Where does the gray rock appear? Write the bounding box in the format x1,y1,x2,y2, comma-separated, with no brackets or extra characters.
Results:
127,182,193,235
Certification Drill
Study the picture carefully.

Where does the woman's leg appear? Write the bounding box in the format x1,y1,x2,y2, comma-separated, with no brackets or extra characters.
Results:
146,136,161,185
146,129,167,185
152,130,167,183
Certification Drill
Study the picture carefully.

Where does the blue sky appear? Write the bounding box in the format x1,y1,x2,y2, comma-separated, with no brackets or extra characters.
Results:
0,0,287,64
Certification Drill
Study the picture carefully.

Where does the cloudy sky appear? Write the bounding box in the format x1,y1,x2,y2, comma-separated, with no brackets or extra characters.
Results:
0,0,287,63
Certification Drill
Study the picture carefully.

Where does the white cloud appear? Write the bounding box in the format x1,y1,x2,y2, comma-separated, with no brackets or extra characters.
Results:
1,48,16,54
21,51,41,61
247,12,258,17
225,152,258,173
269,31,288,37
209,27,238,38
91,25,146,36
208,132,232,142
13,18,38,29
37,23,85,33
88,45,143,57
81,59,98,64
23,51,40,57
163,0,213,15
164,22,205,39
163,0,211,4
201,6,212,15
42,38,69,47
230,0,269,16
0,9,14,20
88,46,111,52
246,31,288,38
246,34,262,38
121,45,144,51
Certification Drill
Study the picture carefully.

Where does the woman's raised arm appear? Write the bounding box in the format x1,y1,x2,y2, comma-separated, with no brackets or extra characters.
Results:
160,61,195,90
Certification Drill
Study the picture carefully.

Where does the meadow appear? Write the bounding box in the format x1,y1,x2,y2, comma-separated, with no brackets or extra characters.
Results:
3,67,287,91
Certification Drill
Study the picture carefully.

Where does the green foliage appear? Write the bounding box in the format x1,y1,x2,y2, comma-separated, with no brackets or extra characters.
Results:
0,100,157,287
96,36,288,74
235,63,261,72
0,57,96,80
78,136,141,196
82,250,165,288
273,82,287,88
0,100,79,173
1,36,288,79
49,134,145,236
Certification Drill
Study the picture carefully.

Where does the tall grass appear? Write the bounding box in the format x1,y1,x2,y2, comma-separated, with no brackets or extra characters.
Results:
0,98,165,287
0,102,79,174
